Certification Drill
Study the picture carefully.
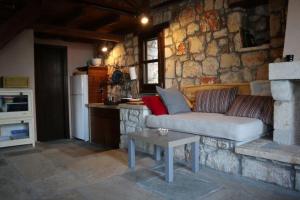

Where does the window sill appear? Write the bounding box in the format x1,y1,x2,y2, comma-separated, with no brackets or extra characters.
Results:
237,44,270,52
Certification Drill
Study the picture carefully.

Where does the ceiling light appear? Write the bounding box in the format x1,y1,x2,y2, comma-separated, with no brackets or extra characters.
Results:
101,46,108,52
140,15,149,25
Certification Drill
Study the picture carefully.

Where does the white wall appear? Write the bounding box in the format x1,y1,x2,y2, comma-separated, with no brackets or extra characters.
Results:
0,29,37,140
35,39,94,77
283,0,300,61
0,29,35,88
35,39,94,137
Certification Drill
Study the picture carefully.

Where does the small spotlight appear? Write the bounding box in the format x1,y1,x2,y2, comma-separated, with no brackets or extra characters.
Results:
101,46,108,52
140,15,149,25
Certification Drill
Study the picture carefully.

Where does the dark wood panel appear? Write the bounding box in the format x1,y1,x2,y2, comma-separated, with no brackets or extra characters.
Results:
90,107,120,148
88,67,108,103
34,44,69,141
34,24,123,42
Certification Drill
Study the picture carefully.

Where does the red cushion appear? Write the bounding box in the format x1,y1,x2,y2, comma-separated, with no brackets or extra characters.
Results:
142,96,168,115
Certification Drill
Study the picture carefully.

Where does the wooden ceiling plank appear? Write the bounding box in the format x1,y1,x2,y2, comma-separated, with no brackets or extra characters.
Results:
79,0,138,16
150,0,183,9
34,24,123,42
0,0,42,49
55,7,85,26
123,0,140,10
86,15,120,31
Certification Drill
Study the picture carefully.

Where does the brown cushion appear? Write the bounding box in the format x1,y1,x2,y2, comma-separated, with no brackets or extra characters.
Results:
194,88,238,114
260,97,274,125
226,95,274,125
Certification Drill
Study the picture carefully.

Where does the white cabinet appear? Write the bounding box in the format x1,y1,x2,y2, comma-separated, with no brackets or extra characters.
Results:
0,89,35,147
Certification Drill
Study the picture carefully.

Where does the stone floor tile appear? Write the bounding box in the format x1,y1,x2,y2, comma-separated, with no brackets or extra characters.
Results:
77,176,165,200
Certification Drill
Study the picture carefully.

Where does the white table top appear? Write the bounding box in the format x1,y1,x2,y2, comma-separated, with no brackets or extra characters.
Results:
128,129,200,148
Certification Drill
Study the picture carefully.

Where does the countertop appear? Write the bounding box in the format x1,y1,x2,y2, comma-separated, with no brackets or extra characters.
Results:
87,103,149,110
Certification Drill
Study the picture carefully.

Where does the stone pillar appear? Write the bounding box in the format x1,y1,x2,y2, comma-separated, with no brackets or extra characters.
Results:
119,104,151,150
271,80,300,145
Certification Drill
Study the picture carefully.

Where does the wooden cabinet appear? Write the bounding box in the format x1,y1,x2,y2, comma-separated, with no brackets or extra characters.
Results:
88,67,107,103
90,106,120,148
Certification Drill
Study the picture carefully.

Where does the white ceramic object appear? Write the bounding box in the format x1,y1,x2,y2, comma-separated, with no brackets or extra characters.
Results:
129,66,137,80
91,58,102,66
158,128,169,136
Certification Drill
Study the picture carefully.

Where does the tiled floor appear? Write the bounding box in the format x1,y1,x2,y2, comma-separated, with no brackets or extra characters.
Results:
0,139,300,200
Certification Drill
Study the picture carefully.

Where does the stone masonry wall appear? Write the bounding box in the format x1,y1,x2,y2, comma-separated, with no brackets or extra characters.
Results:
105,0,287,89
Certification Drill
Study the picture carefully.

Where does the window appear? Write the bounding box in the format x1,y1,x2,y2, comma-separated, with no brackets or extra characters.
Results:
139,30,165,93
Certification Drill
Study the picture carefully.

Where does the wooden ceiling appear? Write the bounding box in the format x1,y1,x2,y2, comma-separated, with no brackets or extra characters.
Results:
0,0,176,48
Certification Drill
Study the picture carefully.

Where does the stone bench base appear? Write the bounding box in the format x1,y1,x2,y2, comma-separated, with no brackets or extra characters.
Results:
119,104,300,191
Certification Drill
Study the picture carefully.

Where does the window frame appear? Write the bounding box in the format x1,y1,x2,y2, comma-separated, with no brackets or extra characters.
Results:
138,28,165,93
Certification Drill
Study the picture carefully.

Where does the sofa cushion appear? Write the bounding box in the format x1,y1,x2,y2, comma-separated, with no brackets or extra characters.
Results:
156,86,191,114
146,112,267,142
194,88,238,113
142,96,168,116
260,97,274,125
226,95,274,126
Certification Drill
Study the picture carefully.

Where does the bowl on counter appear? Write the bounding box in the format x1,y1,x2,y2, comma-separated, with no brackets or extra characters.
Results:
91,58,102,66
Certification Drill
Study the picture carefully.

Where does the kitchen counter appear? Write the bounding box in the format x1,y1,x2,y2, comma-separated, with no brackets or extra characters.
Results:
87,103,149,110
87,103,120,109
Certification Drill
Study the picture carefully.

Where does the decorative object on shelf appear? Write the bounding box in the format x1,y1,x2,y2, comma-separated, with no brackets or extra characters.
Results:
111,70,123,85
107,65,133,104
285,54,294,62
157,128,169,136
0,77,29,88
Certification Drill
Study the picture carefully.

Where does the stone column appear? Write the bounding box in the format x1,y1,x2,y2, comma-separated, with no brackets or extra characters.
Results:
271,80,300,145
119,104,151,150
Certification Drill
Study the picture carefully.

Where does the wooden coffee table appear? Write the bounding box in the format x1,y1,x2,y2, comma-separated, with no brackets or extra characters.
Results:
127,129,200,183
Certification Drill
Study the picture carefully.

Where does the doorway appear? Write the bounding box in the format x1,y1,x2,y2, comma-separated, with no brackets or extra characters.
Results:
34,44,69,141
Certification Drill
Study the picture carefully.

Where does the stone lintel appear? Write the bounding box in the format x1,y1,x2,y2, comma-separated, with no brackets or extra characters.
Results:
269,61,300,80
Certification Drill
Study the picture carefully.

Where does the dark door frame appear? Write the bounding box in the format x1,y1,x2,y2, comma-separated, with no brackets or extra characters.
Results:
34,44,70,140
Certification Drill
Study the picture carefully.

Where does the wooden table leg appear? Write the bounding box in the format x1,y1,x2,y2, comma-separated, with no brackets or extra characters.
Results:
128,138,135,169
192,141,199,173
165,146,173,183
154,145,161,161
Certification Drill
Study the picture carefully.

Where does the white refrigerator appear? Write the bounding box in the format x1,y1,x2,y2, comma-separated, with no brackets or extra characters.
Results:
71,75,89,141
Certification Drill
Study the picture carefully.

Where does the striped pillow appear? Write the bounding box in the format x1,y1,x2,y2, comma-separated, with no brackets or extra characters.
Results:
226,95,274,125
260,97,274,125
194,88,238,114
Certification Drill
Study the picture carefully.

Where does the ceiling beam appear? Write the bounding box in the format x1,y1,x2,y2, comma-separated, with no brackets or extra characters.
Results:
54,7,85,26
0,0,42,49
34,24,123,42
228,0,268,8
79,0,138,16
150,0,183,10
123,0,140,11
80,15,120,31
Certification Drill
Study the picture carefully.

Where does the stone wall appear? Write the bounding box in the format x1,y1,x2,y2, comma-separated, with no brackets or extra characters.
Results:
105,0,287,90
119,104,151,149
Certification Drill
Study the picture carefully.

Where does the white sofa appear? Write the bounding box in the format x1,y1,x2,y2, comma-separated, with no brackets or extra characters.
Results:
146,81,271,145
